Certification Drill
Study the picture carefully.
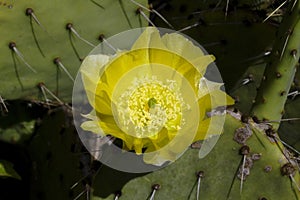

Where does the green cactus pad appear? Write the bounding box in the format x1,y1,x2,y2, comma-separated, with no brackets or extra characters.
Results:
0,99,50,144
0,0,147,102
277,69,300,151
27,107,86,200
91,114,300,199
251,0,300,127
230,63,300,151
0,120,35,144
230,62,266,114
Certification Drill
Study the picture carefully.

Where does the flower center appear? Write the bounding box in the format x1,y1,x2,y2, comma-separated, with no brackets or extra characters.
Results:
114,76,185,138
129,80,182,132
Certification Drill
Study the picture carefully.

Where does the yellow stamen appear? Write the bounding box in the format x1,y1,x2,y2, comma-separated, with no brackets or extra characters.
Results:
115,76,186,138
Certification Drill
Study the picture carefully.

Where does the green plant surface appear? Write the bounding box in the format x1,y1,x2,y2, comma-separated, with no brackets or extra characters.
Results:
0,160,21,180
27,107,86,200
229,48,300,149
0,100,50,144
230,62,300,151
251,0,300,128
277,68,300,151
0,0,147,102
227,0,300,152
279,99,300,149
91,114,300,200
230,62,265,114
0,120,35,144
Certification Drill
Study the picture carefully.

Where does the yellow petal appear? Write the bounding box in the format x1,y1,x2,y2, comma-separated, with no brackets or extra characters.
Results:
144,134,188,166
132,139,144,154
131,27,167,50
80,54,110,106
95,114,124,138
197,77,235,109
148,48,186,69
175,55,214,79
143,145,179,165
131,27,168,69
161,32,204,60
148,128,173,149
189,55,215,75
198,77,224,99
94,51,152,115
209,90,235,107
143,149,171,166
81,110,97,120
94,89,113,115
98,50,152,94
204,115,225,139
193,115,225,141
81,120,103,135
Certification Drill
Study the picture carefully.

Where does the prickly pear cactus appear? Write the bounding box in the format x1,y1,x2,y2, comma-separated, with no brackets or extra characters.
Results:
27,106,86,200
1,0,300,200
0,0,147,101
93,114,300,200
279,70,300,149
231,61,300,151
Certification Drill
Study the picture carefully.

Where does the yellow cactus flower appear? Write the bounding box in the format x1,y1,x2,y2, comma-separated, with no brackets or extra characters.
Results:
79,27,234,166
